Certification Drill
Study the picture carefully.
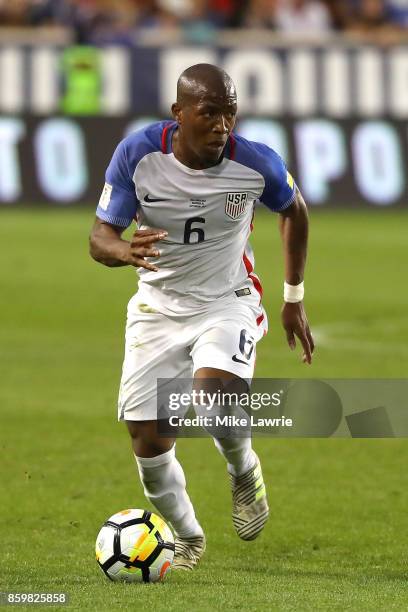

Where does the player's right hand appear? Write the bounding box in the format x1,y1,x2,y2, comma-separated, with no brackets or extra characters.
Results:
126,228,168,272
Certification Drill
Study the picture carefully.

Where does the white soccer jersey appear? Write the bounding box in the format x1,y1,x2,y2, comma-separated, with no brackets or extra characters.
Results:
96,121,296,316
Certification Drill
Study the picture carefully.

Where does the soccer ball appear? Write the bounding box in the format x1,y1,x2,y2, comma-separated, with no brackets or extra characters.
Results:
95,509,174,583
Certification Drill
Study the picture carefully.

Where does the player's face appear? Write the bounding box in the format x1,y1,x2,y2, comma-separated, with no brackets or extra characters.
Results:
175,90,237,166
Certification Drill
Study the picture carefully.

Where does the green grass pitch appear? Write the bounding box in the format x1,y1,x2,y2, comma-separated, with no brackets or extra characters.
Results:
1,208,407,610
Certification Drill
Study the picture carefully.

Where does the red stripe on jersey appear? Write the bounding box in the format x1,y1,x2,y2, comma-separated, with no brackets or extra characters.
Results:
161,124,170,153
242,210,265,329
242,252,263,299
256,313,265,326
250,272,263,299
242,251,252,275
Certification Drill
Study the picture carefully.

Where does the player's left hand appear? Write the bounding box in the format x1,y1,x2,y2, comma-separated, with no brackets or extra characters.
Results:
281,302,314,364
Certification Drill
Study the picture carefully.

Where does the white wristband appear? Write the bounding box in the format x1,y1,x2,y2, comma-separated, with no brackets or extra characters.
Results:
284,281,304,303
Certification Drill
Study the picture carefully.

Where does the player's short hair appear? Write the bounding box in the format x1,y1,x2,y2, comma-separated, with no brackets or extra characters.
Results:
176,63,235,104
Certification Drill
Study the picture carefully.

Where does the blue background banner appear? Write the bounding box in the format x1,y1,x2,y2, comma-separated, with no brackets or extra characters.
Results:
0,116,406,208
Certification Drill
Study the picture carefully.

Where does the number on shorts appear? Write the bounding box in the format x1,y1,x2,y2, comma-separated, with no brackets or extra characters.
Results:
239,329,254,360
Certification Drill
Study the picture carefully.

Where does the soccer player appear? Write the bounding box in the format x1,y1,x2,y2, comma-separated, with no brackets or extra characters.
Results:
89,63,313,570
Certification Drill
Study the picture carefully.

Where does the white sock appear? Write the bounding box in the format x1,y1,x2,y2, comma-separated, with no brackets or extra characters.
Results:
135,446,203,539
213,437,257,477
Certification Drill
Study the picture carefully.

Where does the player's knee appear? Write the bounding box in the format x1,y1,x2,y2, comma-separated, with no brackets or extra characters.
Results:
125,420,174,457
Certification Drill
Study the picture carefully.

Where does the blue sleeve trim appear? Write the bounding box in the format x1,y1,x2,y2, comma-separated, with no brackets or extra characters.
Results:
277,189,296,212
96,209,134,228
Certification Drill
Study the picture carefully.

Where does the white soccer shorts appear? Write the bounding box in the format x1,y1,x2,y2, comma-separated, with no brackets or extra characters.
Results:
118,291,268,421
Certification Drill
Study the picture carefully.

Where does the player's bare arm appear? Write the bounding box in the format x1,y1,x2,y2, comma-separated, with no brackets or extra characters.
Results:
279,187,314,364
89,217,167,271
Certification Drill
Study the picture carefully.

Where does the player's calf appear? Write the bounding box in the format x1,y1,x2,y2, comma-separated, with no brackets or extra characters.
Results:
127,421,204,542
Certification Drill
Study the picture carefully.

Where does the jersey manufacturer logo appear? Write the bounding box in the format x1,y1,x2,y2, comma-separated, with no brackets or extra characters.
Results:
144,194,166,203
232,355,250,365
225,192,248,219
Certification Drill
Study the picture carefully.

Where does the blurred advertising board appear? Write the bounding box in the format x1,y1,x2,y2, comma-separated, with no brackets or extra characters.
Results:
0,43,407,207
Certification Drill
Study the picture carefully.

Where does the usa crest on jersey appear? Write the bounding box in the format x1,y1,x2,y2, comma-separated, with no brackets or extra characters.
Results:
225,192,248,219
